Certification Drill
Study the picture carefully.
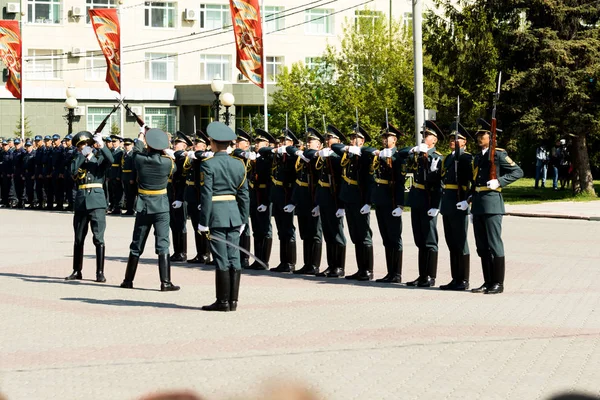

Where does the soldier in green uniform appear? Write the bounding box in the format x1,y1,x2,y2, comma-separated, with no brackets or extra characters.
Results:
405,125,444,287
65,131,114,282
439,129,473,291
108,135,124,214
198,122,250,312
185,131,213,265
363,124,406,283
245,129,275,270
120,128,180,291
331,125,374,281
290,127,323,275
470,128,523,294
233,129,253,268
313,125,346,278
269,129,299,273
121,138,137,215
168,131,193,262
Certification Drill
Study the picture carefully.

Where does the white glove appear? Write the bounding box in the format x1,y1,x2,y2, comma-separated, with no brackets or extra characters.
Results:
226,146,233,154
430,158,440,172
456,201,469,211
348,146,361,156
335,208,345,218
197,224,209,232
318,148,333,158
469,214,474,224
427,208,440,217
171,200,183,209
163,149,175,159
202,151,214,158
186,151,197,160
197,204,201,211
93,134,103,147
419,143,429,153
283,204,295,213
139,126,146,134
244,151,257,161
408,146,419,154
294,150,309,163
277,146,286,155
392,207,403,217
311,205,320,217
257,204,267,212
360,204,371,214
239,224,246,234
379,148,393,159
487,179,500,190
81,146,92,156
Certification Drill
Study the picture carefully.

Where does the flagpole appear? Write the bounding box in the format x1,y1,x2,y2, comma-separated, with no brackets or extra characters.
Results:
118,0,124,136
261,0,268,131
19,0,24,140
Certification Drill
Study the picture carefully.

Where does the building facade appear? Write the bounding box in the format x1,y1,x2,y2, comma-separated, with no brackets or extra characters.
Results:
0,0,419,138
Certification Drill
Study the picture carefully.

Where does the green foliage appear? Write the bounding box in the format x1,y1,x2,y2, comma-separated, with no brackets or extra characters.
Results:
110,121,121,137
14,116,33,139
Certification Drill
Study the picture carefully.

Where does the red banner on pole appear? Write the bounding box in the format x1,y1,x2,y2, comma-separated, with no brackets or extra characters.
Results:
0,20,22,99
89,8,121,93
229,0,264,88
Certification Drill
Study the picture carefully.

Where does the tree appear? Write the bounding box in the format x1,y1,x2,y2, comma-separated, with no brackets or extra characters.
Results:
13,116,33,139
425,0,600,195
110,121,121,137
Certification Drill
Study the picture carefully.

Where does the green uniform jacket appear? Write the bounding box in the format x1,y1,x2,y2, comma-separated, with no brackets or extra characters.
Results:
121,149,136,182
405,147,443,210
470,148,523,215
290,148,319,214
70,146,114,211
363,147,406,208
199,152,249,228
440,150,473,216
109,147,123,179
331,144,374,205
132,140,175,214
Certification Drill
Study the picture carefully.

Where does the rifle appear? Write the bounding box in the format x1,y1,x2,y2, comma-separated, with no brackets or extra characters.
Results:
95,104,119,134
385,107,395,207
124,103,146,128
490,72,502,180
455,96,461,200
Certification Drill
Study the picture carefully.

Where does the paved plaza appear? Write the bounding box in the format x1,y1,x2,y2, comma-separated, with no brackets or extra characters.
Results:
1,206,600,400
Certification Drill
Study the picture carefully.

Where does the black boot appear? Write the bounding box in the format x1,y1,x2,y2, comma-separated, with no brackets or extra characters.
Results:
229,268,241,311
187,232,204,264
440,252,458,290
239,233,251,269
441,253,470,291
420,250,437,287
248,236,267,270
376,248,394,282
383,249,402,283
271,240,296,272
472,254,492,293
95,244,106,283
316,243,336,277
66,244,84,280
485,256,505,294
202,269,231,312
460,254,471,289
406,248,428,286
326,244,345,277
294,240,320,275
170,232,187,262
345,245,364,280
120,253,139,288
158,254,180,291
358,245,374,281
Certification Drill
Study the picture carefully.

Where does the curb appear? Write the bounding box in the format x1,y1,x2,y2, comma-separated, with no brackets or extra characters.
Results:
505,212,600,221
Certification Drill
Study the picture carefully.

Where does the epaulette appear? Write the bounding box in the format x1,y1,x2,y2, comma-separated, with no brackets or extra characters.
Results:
434,151,442,156
203,156,214,162
495,148,506,152
230,155,244,162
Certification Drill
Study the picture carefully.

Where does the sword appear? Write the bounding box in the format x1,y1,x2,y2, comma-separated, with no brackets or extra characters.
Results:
200,231,268,270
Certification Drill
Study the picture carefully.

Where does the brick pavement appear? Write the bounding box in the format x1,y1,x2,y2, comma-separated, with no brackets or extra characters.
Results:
1,209,599,400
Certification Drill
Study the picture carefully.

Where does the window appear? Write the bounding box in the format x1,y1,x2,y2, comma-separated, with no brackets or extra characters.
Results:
264,6,284,33
26,49,62,80
146,107,176,133
266,56,284,82
28,0,61,24
86,0,116,23
145,53,177,81
305,57,324,71
85,51,106,81
199,4,231,29
145,1,176,28
403,12,413,31
354,10,382,34
199,54,231,81
305,8,333,35
87,106,122,135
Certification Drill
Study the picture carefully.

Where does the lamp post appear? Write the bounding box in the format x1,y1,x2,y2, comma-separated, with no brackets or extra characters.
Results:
210,75,225,122
65,87,78,135
220,92,235,126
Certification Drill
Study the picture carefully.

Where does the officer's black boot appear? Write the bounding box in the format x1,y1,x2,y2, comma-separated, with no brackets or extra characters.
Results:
485,256,505,294
158,254,180,291
170,232,183,262
247,236,265,270
460,254,470,290
120,253,139,288
271,239,296,272
472,254,492,293
389,250,403,283
440,252,458,290
66,244,84,280
418,250,437,287
263,237,273,268
406,248,428,286
239,234,251,269
327,244,346,277
180,232,187,261
187,232,203,264
316,243,336,277
95,244,106,283
201,234,213,265
357,245,374,281
202,269,231,312
229,268,241,311
376,248,394,282
345,245,364,280
294,240,314,274
310,241,322,274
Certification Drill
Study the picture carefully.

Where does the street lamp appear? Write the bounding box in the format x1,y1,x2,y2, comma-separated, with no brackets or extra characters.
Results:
65,87,78,135
220,92,235,126
210,75,225,122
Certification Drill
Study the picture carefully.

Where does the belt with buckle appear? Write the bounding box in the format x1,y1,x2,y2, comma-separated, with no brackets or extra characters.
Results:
138,188,167,195
213,195,236,201
78,183,103,190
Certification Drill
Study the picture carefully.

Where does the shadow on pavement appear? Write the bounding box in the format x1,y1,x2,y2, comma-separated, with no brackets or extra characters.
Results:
0,272,157,291
61,297,203,311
